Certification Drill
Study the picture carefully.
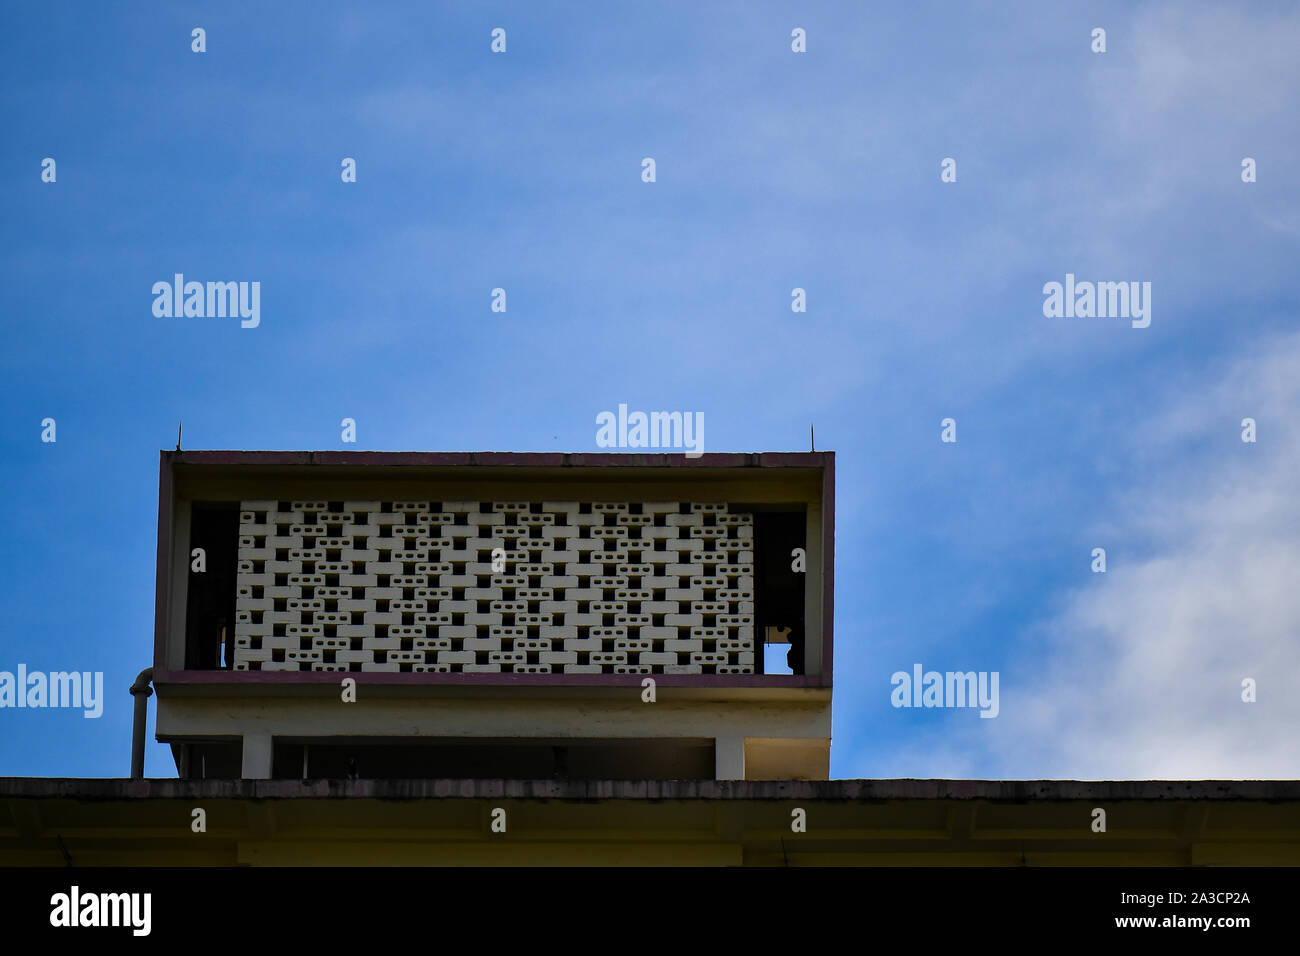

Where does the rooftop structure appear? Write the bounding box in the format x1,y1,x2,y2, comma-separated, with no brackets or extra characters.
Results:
4,448,1297,870
149,450,835,781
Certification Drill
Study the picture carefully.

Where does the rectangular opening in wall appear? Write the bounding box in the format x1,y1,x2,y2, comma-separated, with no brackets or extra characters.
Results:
185,502,240,669
271,737,716,781
178,740,242,779
749,507,807,675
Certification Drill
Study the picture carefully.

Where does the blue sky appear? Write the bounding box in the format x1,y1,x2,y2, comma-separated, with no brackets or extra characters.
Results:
2,1,1298,779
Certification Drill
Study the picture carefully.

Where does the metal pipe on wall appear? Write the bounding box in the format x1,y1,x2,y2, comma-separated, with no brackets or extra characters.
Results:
129,668,154,779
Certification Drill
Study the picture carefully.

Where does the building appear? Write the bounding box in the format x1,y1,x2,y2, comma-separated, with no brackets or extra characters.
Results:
6,778,1300,866
150,449,835,782
4,448,1299,868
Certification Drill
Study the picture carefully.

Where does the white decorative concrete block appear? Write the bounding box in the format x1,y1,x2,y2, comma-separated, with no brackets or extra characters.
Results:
232,498,782,676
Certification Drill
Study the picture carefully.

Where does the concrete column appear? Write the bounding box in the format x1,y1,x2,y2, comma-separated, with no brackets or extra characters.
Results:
241,731,273,779
715,735,745,781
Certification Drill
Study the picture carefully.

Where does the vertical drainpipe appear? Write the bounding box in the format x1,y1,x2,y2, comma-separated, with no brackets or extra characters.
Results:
129,668,154,779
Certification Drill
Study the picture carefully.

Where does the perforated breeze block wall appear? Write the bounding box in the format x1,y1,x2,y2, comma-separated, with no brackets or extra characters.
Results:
233,500,756,675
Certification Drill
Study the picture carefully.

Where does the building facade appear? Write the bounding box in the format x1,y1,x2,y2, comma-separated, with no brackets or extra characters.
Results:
150,450,835,782
4,448,1299,868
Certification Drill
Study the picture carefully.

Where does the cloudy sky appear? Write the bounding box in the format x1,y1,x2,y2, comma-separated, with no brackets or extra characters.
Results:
1,1,1297,778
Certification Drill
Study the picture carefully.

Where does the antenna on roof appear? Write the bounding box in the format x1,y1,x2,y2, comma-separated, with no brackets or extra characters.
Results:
176,421,182,451
810,424,815,452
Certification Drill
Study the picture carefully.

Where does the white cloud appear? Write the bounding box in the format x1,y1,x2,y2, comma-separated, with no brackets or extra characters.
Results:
874,327,1300,779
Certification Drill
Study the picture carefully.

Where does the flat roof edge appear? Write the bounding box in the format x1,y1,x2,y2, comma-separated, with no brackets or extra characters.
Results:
163,450,834,469
3,778,1299,801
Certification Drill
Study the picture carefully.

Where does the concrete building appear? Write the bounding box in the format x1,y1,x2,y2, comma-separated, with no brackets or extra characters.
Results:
149,450,835,782
5,448,1299,868
6,778,1300,866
